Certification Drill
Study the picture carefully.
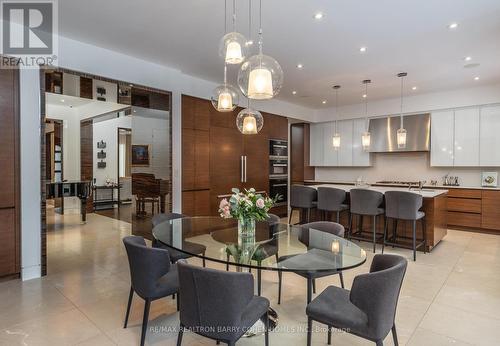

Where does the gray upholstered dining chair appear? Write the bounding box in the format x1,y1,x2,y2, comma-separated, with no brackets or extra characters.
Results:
277,221,345,305
176,260,270,346
151,212,207,267
383,191,427,261
122,236,179,346
289,185,318,224
349,188,385,253
317,187,349,222
306,254,407,346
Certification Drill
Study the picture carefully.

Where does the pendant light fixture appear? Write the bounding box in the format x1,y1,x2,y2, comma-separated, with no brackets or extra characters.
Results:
332,85,341,150
237,0,283,100
361,79,371,151
397,72,408,149
211,64,239,112
219,0,247,64
236,99,264,134
212,0,239,112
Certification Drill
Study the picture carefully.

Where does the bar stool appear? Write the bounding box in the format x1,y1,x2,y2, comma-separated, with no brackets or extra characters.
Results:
348,188,385,253
289,185,318,225
382,191,427,261
317,187,349,223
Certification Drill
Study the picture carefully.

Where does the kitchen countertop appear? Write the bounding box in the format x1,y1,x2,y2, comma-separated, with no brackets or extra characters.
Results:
306,183,448,198
303,180,500,191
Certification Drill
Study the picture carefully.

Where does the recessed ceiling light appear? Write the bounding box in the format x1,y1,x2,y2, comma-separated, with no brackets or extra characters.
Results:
322,100,327,104
60,99,65,103
246,40,254,46
362,94,367,98
412,86,417,90
474,76,480,81
359,47,367,53
296,64,303,69
464,56,472,61
313,12,324,20
292,91,297,95
448,22,459,30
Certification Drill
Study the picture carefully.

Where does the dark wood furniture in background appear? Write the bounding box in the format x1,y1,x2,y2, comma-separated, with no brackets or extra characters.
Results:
132,173,169,216
0,68,20,279
46,181,91,222
92,184,121,211
181,95,289,218
290,123,315,185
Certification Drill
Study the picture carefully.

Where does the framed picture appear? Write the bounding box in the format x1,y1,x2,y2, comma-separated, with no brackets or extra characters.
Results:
132,144,150,166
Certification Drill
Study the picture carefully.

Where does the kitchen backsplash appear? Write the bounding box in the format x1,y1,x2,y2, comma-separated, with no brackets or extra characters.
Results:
314,151,499,187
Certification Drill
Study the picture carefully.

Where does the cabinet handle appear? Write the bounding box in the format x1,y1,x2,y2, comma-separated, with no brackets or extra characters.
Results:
244,156,247,182
241,156,245,182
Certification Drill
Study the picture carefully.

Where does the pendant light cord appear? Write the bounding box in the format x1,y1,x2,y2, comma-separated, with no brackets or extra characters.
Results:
232,0,236,31
400,74,404,129
248,0,252,40
258,0,263,55
335,88,339,133
365,82,369,130
224,0,227,34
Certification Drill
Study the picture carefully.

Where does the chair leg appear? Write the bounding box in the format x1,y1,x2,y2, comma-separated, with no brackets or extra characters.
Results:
140,299,151,346
176,292,180,311
312,278,316,294
422,217,427,254
412,220,417,261
382,217,388,254
288,208,293,225
177,324,184,346
336,210,340,223
226,254,230,271
277,270,282,304
339,272,345,289
306,208,311,223
264,312,269,346
307,317,312,346
257,264,262,296
307,277,313,304
327,325,332,345
123,286,134,328
393,219,398,247
347,213,353,239
372,215,377,253
392,324,399,346
375,341,383,346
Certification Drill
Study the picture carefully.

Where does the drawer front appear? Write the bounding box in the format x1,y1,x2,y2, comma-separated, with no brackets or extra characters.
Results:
0,208,16,277
481,190,500,230
447,189,482,199
448,211,481,228
447,198,482,213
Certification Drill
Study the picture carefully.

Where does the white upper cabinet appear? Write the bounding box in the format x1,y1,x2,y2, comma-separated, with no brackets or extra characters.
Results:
309,123,324,166
454,108,480,166
322,122,338,166
337,120,353,166
352,118,371,166
430,110,455,166
480,105,500,166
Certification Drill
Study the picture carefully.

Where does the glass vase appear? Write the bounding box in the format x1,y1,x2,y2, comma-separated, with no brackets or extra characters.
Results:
238,217,256,238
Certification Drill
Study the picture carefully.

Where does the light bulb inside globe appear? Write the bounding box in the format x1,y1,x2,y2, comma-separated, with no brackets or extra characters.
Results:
217,92,233,111
226,41,243,64
332,134,341,150
362,132,371,151
397,128,407,149
242,116,257,134
248,68,273,99
236,107,264,134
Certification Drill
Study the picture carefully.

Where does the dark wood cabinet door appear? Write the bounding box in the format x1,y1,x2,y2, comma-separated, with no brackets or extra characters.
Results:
243,132,269,194
182,129,195,190
0,209,16,276
194,97,210,131
0,69,16,209
209,126,243,215
265,113,288,140
194,130,210,190
182,95,195,129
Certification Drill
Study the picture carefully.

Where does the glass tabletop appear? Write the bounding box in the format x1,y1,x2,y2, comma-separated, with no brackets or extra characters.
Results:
152,216,367,273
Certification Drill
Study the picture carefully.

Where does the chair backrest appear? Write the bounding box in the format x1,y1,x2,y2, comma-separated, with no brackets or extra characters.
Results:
177,260,255,340
349,254,407,341
290,185,317,209
317,187,346,211
349,189,384,215
123,236,171,299
151,212,185,227
299,221,345,248
384,191,423,220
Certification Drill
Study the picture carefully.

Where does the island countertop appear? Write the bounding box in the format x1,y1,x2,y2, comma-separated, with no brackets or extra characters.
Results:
307,183,448,198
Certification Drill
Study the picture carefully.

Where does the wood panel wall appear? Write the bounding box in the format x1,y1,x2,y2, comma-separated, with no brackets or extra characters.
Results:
181,95,289,217
290,123,315,184
0,68,20,279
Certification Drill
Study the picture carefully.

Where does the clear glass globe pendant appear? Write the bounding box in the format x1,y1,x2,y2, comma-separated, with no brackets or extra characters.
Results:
219,31,248,65
236,102,264,134
238,30,283,100
211,64,239,112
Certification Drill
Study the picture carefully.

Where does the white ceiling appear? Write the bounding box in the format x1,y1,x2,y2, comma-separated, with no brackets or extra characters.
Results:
58,0,500,109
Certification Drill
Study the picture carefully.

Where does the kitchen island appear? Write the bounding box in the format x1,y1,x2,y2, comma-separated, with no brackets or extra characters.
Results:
302,182,448,251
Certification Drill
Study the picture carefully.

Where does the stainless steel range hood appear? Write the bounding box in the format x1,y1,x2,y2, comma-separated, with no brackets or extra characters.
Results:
368,113,430,152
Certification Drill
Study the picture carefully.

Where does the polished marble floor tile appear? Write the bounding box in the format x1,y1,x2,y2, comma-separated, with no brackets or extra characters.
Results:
1,210,499,345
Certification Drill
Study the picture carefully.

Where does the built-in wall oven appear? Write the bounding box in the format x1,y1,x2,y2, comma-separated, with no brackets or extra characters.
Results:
269,139,288,203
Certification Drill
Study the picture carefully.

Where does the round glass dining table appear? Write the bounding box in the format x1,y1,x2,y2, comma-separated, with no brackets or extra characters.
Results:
152,216,367,335
152,216,367,274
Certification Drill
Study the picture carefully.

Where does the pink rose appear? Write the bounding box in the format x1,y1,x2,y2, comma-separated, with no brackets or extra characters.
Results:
256,198,265,208
219,198,229,209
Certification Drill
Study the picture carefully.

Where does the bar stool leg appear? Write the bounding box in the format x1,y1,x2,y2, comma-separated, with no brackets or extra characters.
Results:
382,216,388,254
288,208,294,225
422,217,427,254
412,220,417,261
306,208,311,223
347,213,353,239
392,219,398,247
336,210,340,223
372,215,377,253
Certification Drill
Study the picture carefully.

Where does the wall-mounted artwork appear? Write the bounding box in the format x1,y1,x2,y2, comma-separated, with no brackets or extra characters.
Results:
97,150,106,159
97,160,106,169
132,145,150,166
97,140,106,149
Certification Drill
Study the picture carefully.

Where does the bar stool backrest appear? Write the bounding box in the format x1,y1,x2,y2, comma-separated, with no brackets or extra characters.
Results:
290,185,317,209
317,187,347,211
349,189,384,215
384,191,423,220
